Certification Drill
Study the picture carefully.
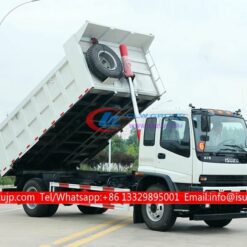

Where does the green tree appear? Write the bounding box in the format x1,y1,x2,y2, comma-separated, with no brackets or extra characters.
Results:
0,176,15,185
126,129,139,170
112,152,134,171
84,130,139,171
111,134,127,153
86,150,108,169
126,129,138,147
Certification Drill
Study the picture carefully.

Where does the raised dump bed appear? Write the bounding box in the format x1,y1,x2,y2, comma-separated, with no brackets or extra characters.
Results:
0,21,165,176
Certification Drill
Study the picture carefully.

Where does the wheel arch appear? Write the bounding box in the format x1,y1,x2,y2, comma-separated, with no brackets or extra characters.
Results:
133,173,177,224
136,173,177,192
15,174,46,191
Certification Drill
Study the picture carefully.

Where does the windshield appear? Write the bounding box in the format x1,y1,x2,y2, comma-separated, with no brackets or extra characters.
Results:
193,114,247,153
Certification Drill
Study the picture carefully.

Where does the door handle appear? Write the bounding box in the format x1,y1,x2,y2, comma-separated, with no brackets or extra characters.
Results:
158,153,166,159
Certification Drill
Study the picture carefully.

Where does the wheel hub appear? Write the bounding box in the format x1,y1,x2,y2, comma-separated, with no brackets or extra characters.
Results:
26,186,37,210
150,204,157,213
98,51,117,70
146,204,165,222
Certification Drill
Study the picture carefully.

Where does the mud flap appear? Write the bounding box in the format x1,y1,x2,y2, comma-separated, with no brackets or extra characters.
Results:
133,205,144,223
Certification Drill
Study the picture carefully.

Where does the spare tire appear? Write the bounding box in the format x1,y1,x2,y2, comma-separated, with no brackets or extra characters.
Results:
86,44,123,81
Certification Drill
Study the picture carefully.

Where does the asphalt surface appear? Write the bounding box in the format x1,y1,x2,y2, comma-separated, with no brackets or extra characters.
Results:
0,204,247,247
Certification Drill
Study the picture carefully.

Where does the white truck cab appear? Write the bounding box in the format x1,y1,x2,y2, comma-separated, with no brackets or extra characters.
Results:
139,107,247,187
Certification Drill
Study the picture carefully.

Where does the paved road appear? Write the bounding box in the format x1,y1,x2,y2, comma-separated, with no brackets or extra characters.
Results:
0,204,247,247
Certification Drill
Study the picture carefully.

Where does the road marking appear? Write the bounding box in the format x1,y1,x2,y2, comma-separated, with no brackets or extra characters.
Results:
64,219,131,247
52,219,119,246
40,217,130,247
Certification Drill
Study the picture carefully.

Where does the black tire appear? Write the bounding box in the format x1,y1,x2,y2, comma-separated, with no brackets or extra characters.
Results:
23,178,59,217
86,44,123,81
77,205,108,215
141,184,176,231
46,204,59,217
204,219,232,228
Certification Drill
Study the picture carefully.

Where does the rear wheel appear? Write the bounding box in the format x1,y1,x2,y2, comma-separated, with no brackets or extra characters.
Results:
77,205,108,215
204,219,232,228
141,184,176,231
23,178,59,217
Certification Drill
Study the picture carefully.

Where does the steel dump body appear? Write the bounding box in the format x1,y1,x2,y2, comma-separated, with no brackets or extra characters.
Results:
0,22,165,176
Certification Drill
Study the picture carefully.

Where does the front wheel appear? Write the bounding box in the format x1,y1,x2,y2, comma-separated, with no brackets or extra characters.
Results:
77,205,108,214
141,184,176,231
204,219,232,228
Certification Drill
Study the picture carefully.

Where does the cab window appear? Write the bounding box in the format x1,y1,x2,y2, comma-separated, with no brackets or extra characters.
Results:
144,118,157,146
160,116,190,157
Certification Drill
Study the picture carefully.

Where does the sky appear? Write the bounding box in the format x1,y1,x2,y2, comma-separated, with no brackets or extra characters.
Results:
1,0,247,124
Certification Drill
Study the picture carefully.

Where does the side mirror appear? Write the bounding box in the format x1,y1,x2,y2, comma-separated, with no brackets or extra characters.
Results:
201,114,211,132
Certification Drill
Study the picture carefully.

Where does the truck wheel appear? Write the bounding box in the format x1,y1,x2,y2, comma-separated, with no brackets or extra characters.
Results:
204,219,232,228
141,184,176,231
23,178,59,217
86,44,123,81
46,204,59,217
77,205,108,214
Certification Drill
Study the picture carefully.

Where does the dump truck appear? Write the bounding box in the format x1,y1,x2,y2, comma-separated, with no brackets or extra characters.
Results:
1,21,247,231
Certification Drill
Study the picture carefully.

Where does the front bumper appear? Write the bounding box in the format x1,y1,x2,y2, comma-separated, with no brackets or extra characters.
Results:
202,186,247,192
176,185,247,219
191,211,247,221
190,185,247,192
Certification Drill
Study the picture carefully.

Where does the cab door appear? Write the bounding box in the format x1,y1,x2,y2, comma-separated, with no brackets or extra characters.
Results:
138,117,158,173
155,115,193,184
